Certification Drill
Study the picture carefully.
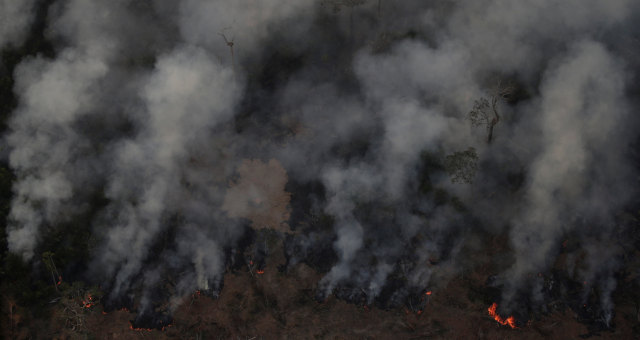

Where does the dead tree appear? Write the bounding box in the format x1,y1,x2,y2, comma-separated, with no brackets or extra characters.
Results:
42,251,61,292
468,81,514,144
7,299,16,337
218,29,235,72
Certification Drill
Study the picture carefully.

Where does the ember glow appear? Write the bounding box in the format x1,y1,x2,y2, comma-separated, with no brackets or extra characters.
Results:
82,294,95,309
488,303,517,329
129,322,153,332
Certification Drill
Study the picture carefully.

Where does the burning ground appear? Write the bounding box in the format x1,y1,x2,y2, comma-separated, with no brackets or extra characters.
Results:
2,0,640,339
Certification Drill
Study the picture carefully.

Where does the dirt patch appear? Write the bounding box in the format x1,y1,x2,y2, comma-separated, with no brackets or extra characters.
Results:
222,158,291,233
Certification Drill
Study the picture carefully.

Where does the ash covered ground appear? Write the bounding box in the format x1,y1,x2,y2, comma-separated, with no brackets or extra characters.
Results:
2,1,640,339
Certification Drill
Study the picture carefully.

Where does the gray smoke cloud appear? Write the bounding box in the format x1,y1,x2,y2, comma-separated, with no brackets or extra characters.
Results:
3,0,640,325
7,49,108,260
98,44,240,297
503,39,633,321
0,0,37,49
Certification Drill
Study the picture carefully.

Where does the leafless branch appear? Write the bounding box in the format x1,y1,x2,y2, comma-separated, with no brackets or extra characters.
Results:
218,28,236,72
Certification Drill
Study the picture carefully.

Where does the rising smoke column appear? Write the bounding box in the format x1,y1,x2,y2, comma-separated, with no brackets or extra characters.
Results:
96,45,240,297
504,40,633,323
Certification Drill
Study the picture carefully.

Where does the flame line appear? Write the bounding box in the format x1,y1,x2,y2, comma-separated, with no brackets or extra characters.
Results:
487,303,517,329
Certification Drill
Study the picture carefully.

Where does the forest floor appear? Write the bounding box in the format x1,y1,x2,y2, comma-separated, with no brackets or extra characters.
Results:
3,158,638,339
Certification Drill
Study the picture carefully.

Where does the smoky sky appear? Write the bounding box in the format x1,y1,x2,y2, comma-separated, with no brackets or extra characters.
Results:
2,0,640,324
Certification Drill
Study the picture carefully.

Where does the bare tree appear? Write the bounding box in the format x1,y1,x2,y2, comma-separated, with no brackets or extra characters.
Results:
218,28,236,72
468,81,514,143
6,298,16,338
42,251,61,292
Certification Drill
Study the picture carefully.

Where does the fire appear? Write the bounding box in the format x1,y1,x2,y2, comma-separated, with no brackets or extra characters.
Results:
256,270,265,275
425,291,432,296
129,322,153,332
82,294,95,308
128,321,172,332
487,303,517,329
56,276,62,286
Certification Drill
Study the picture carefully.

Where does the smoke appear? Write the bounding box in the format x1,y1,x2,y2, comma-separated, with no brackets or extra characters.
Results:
7,48,108,260
97,44,240,298
0,0,37,49
3,0,640,327
502,39,633,319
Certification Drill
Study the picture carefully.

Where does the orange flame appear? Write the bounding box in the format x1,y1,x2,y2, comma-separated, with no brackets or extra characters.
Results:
57,276,62,286
129,321,154,332
256,270,265,275
425,291,432,296
82,294,95,308
488,303,517,329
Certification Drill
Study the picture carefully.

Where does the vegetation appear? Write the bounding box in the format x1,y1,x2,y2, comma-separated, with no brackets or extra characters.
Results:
444,148,479,184
468,81,514,143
